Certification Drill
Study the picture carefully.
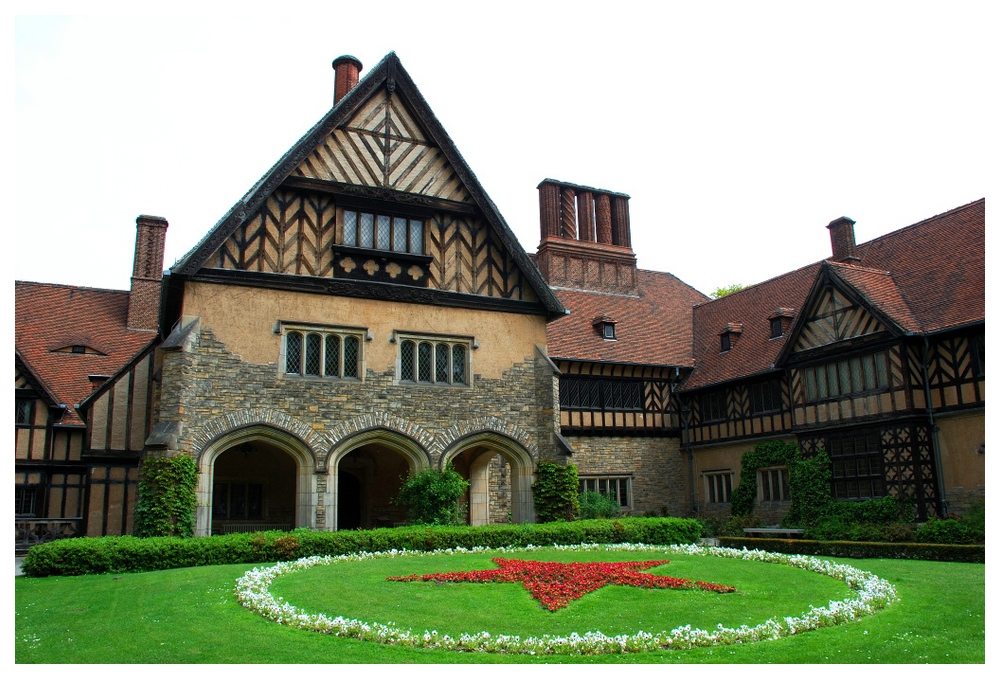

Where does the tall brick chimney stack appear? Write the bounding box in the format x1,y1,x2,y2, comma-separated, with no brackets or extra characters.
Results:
127,215,168,331
535,179,637,294
826,216,860,264
333,55,363,104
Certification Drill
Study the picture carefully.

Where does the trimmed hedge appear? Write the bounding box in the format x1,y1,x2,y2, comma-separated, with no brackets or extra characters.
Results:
718,536,984,563
22,517,702,577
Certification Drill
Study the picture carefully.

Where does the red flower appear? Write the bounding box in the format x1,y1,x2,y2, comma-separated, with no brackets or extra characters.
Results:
388,558,736,611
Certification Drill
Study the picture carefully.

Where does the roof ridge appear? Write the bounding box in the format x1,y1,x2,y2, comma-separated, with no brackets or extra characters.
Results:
15,280,129,295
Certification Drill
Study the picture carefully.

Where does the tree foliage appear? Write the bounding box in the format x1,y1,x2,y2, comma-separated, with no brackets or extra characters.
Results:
710,283,745,299
133,454,198,538
397,465,469,526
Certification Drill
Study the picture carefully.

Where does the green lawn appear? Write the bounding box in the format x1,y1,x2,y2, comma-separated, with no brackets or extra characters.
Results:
15,548,984,663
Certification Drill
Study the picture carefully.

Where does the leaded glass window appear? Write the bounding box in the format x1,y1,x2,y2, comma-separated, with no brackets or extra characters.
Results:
397,336,471,386
283,326,364,380
341,209,423,254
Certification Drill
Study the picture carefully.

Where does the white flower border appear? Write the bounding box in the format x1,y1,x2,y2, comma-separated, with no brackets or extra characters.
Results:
234,543,898,655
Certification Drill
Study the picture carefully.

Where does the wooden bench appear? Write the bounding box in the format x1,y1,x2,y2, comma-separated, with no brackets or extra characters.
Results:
742,527,805,538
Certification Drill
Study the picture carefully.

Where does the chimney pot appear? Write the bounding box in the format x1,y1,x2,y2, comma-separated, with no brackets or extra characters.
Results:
332,55,363,104
826,216,860,263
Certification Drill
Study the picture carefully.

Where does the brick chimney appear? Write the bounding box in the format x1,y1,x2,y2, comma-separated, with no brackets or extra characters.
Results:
826,216,860,264
127,215,168,331
333,55,363,104
535,179,637,294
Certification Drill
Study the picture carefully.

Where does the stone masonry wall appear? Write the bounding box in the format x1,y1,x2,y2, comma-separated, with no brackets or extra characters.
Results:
565,435,688,517
158,324,559,470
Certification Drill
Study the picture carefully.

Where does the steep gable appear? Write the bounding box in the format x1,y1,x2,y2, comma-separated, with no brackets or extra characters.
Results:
170,53,562,317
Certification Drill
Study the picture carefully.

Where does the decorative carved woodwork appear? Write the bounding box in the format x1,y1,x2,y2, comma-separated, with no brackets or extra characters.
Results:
792,284,886,353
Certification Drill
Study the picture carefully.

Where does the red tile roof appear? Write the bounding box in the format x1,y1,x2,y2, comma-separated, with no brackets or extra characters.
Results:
683,198,984,390
547,269,709,365
853,198,985,332
683,263,821,390
14,282,156,426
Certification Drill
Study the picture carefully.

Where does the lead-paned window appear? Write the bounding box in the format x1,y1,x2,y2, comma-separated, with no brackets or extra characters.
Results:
15,397,33,426
704,470,733,504
15,485,42,517
803,350,890,402
558,377,643,411
342,209,424,254
758,466,790,502
283,326,363,379
749,378,783,415
579,476,631,509
826,429,885,500
699,389,727,423
398,336,471,386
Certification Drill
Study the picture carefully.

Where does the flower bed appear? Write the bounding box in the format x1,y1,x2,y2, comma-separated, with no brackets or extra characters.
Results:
234,543,898,655
388,557,736,610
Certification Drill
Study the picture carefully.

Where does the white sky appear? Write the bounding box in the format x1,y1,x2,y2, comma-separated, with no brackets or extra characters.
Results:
10,1,994,298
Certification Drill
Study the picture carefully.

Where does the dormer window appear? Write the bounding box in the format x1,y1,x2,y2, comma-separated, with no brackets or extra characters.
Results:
719,323,742,353
52,344,104,355
770,318,783,339
592,315,617,341
769,308,795,339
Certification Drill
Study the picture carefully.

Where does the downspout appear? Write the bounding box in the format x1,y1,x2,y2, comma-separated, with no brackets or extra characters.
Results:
921,336,947,516
674,366,696,515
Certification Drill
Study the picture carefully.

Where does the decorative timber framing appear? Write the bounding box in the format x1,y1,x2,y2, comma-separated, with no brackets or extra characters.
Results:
556,361,685,436
167,52,564,321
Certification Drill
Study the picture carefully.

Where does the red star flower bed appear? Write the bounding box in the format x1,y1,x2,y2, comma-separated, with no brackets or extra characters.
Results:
388,558,736,611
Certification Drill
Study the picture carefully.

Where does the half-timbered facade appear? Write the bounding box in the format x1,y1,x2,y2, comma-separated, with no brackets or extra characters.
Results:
14,214,167,550
679,201,985,521
15,52,984,542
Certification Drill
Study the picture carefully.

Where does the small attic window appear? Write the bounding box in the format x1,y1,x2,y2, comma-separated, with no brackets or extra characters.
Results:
592,315,617,341
720,323,742,353
770,318,783,339
52,345,104,356
769,308,795,340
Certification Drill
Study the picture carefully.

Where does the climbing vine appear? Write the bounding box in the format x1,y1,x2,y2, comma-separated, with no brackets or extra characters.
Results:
532,462,580,522
133,454,198,538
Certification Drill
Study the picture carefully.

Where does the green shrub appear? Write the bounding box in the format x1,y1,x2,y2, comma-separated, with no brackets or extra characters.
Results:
730,441,799,517
21,517,703,577
578,491,621,519
532,462,580,522
784,449,831,526
396,465,469,526
718,536,984,563
133,455,198,538
915,518,983,545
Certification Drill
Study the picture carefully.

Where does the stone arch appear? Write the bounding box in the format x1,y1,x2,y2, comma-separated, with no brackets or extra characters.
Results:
194,424,318,537
323,412,436,469
325,427,432,531
436,417,538,459
191,408,328,465
440,430,536,525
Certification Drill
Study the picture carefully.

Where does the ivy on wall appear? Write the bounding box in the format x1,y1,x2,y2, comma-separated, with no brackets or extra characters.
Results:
730,440,832,525
133,454,198,538
532,461,580,522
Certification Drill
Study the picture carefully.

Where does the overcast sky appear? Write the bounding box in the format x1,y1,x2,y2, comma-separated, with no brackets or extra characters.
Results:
12,2,993,298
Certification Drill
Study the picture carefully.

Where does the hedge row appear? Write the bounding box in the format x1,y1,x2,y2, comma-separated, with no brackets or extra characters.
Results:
718,536,984,563
22,517,702,577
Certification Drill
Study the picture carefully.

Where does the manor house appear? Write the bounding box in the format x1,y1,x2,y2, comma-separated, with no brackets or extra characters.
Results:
15,53,984,545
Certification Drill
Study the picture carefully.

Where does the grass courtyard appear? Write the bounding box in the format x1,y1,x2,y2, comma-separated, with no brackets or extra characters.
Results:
14,545,984,663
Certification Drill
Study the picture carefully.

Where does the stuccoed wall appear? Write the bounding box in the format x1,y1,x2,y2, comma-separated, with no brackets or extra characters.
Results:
564,435,688,517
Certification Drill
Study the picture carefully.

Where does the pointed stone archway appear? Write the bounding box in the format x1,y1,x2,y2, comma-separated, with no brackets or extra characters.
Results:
440,432,536,525
194,425,317,537
325,428,431,531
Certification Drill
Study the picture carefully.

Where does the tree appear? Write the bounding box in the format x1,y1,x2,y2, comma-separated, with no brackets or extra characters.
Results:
710,283,744,299
397,465,469,525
